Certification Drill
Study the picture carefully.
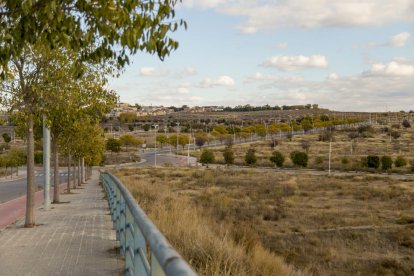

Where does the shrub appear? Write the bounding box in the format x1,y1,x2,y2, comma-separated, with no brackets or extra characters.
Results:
143,124,150,131
245,148,257,166
34,151,43,164
357,125,375,134
348,132,359,139
290,151,308,167
200,149,215,164
381,156,393,171
390,131,401,139
394,156,407,167
366,155,380,169
402,119,411,128
341,157,349,165
318,131,333,142
391,123,400,129
223,146,234,165
270,151,285,168
2,133,11,143
315,156,324,165
128,125,134,131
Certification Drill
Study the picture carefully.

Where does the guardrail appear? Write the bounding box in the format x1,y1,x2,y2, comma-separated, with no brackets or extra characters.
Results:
101,172,197,276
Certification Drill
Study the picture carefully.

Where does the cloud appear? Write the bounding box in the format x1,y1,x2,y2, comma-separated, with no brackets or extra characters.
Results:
198,75,235,88
178,66,197,77
139,67,167,77
327,73,339,80
275,42,288,49
247,72,304,82
365,61,414,77
184,1,414,33
261,55,328,71
243,59,414,111
389,32,410,47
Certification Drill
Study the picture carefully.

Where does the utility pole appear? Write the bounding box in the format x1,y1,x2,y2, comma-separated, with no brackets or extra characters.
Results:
176,122,180,154
42,115,51,211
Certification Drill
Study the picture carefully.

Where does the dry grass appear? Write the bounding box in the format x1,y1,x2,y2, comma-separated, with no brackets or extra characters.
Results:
114,167,414,276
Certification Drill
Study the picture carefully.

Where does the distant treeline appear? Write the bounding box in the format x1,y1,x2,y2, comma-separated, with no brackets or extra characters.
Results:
221,104,319,112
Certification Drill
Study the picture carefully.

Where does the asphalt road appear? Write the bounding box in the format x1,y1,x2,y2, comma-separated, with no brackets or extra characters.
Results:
0,170,71,204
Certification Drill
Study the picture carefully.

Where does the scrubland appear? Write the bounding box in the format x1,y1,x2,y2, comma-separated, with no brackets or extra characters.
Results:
114,167,414,275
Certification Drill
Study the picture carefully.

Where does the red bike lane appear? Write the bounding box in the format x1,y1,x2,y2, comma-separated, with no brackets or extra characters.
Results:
0,183,68,229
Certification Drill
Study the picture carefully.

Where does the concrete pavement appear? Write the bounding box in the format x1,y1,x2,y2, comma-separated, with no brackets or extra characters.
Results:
0,170,123,275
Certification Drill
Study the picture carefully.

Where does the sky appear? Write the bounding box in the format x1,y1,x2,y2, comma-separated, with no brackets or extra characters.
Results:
108,0,414,112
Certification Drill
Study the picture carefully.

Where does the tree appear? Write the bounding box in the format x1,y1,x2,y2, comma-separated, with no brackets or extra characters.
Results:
366,155,380,169
0,0,185,227
270,151,285,168
106,138,121,154
223,146,234,165
245,148,257,166
178,135,190,150
200,149,215,164
128,125,134,132
290,151,308,167
168,135,178,149
120,134,143,151
0,0,186,79
381,156,393,171
2,133,11,143
119,112,137,124
143,124,151,131
394,156,407,167
195,132,208,148
156,135,168,148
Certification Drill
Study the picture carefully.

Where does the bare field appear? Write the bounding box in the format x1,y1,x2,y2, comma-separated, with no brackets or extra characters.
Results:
114,167,414,275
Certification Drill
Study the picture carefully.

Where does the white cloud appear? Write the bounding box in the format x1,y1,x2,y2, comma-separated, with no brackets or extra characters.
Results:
184,1,414,33
366,61,414,77
327,73,339,80
178,66,197,77
261,55,328,71
390,32,410,47
275,42,288,49
198,75,235,88
243,59,414,111
247,72,304,82
139,67,166,77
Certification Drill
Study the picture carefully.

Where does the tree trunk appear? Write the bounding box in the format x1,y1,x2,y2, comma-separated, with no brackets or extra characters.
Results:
77,158,81,187
81,157,84,184
52,138,60,203
67,152,71,193
72,156,76,189
25,116,35,227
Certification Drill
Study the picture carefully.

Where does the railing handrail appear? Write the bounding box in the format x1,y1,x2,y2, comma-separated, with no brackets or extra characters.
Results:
102,172,197,276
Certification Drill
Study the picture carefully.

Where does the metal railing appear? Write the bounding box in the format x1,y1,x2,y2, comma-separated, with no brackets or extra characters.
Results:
101,172,197,276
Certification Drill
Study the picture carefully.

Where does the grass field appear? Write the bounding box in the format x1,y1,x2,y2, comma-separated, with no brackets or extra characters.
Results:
114,167,414,275
188,124,414,173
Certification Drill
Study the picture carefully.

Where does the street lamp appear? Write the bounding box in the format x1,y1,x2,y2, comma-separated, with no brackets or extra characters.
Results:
176,122,180,154
153,124,159,166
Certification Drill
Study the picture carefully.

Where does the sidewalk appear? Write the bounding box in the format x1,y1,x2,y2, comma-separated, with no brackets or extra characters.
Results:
0,170,123,275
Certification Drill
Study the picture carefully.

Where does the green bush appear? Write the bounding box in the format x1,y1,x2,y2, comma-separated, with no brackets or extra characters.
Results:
290,151,308,167
34,151,43,164
223,146,234,165
394,156,407,167
245,148,257,166
200,149,215,164
367,155,380,169
106,138,121,153
2,133,11,143
270,150,285,168
381,155,393,171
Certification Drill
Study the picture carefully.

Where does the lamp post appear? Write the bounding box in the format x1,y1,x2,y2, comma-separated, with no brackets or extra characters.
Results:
154,124,158,166
176,122,180,154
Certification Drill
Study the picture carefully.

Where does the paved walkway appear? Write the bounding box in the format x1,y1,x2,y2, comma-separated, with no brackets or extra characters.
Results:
0,170,123,275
